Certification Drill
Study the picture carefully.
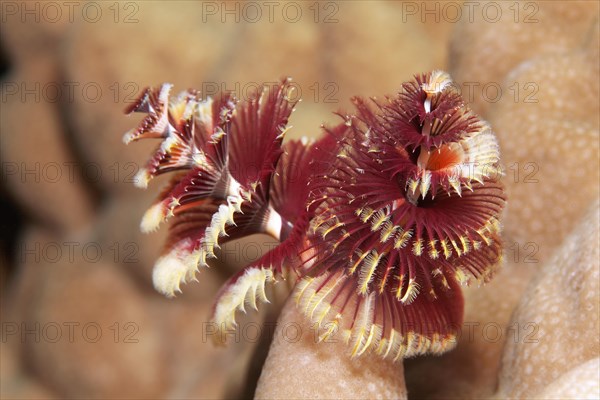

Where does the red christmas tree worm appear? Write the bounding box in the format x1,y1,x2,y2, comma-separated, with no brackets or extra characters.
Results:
123,72,505,360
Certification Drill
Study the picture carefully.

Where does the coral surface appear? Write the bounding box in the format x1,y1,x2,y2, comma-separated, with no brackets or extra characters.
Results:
1,1,598,399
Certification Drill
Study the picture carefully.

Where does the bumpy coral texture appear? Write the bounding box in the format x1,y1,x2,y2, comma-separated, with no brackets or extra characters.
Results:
3,1,598,399
124,71,506,361
497,200,600,398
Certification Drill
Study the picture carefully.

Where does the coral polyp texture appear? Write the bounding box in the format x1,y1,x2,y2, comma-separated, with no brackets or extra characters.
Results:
123,71,506,361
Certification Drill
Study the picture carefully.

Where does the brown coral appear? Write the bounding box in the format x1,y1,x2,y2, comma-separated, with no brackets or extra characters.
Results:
1,1,599,398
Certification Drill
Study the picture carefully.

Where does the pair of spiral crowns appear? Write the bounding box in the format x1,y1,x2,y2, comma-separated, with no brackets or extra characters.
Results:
123,71,505,361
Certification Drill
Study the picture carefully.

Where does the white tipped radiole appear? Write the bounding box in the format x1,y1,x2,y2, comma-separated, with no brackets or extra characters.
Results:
148,184,247,298
140,202,166,233
122,129,137,145
422,70,452,113
133,168,151,189
152,240,203,297
212,267,274,336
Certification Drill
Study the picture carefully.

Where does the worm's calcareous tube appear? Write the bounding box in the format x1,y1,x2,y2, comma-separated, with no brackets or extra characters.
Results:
123,71,505,361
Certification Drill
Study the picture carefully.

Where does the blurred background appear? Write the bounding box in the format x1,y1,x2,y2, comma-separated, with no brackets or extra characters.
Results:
0,1,598,399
